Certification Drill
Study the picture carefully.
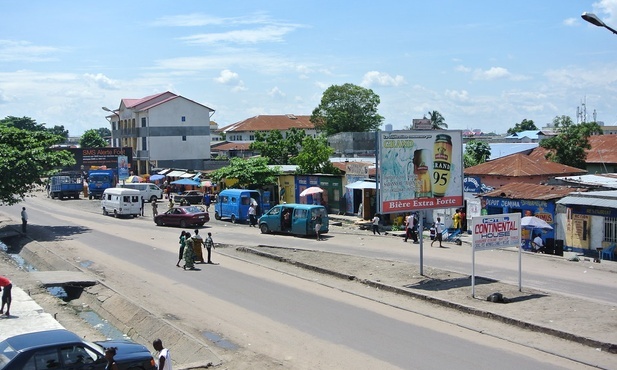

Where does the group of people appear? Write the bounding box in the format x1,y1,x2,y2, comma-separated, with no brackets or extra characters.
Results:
403,212,419,243
105,339,172,370
177,229,216,270
451,208,467,232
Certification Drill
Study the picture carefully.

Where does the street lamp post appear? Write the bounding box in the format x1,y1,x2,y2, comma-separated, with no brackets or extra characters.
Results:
581,12,617,35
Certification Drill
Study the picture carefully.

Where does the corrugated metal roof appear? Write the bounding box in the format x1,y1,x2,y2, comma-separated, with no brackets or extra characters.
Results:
464,153,587,177
218,115,314,132
557,190,617,208
476,143,538,160
554,174,617,189
503,130,542,140
479,182,584,200
210,141,252,151
166,170,186,177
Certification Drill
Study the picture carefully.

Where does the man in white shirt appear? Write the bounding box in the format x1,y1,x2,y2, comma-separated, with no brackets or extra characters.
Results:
20,207,28,233
153,339,172,370
431,217,444,248
532,234,545,253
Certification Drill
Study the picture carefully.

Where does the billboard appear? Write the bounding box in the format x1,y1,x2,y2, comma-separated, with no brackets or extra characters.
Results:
378,130,463,213
472,213,521,251
58,147,133,171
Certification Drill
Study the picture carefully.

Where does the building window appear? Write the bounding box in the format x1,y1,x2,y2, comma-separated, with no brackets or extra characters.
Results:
604,217,617,244
142,136,147,150
249,135,254,140
181,116,186,122
141,117,146,127
112,122,116,130
182,135,187,141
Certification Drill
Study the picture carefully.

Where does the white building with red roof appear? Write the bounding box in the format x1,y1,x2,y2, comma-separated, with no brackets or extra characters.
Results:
104,91,214,173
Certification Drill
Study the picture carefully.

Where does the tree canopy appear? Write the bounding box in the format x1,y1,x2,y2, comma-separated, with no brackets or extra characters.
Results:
539,115,603,169
427,110,447,129
249,128,306,165
79,129,107,148
0,126,75,205
507,119,537,135
310,83,384,135
464,140,491,167
291,135,340,175
209,157,281,189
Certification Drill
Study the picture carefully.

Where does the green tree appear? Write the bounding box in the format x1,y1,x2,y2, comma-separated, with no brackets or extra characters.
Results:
507,119,537,135
291,135,340,175
0,116,46,131
96,127,111,139
48,125,69,140
249,128,306,165
0,126,75,205
464,140,491,167
310,83,384,135
427,110,447,129
539,115,603,169
79,129,107,148
210,157,281,189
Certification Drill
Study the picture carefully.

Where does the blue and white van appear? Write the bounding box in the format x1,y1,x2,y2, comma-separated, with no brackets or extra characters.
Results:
258,204,329,237
214,189,262,223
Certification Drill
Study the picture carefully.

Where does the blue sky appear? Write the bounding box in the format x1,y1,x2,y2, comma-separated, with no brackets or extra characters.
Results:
1,1,617,136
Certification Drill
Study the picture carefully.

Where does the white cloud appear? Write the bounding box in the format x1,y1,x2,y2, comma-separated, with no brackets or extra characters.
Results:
83,73,119,90
268,86,285,98
445,89,469,102
474,66,511,80
214,69,246,92
563,18,578,26
455,65,471,73
594,0,617,24
151,13,273,28
180,25,297,45
0,40,59,62
360,71,406,87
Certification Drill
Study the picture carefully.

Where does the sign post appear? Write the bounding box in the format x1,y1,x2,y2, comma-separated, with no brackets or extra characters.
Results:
471,213,522,297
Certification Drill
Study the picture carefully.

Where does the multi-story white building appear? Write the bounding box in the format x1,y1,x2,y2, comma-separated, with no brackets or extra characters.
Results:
104,91,214,174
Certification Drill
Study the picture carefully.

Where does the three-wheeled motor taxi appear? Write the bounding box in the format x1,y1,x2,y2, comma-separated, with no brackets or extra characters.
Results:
258,203,328,237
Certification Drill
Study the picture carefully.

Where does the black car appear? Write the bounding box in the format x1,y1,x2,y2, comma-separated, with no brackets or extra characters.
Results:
173,190,204,205
154,206,210,228
0,329,156,370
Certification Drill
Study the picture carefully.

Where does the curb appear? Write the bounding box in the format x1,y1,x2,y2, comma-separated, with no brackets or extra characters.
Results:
237,245,617,354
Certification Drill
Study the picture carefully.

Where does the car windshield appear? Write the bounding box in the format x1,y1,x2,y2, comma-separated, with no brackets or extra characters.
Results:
0,340,17,370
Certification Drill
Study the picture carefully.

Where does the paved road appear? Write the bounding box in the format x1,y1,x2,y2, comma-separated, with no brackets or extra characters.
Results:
0,194,598,369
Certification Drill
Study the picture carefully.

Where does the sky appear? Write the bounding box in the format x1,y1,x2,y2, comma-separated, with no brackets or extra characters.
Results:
1,1,617,136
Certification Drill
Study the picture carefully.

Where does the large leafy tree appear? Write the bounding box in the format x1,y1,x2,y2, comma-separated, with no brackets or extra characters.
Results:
464,140,491,167
96,127,111,138
427,110,447,129
249,128,306,165
210,157,281,189
291,135,340,175
0,116,47,131
47,125,69,140
310,83,384,135
80,129,107,148
507,119,537,135
0,126,75,205
540,115,603,169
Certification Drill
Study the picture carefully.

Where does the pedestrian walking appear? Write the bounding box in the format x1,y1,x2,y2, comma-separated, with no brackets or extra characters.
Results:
152,200,158,218
431,217,444,248
141,197,145,216
168,198,174,210
403,213,414,242
313,212,323,241
204,232,216,264
20,207,28,233
104,347,119,370
182,237,196,270
371,213,381,235
152,339,172,370
176,231,188,267
203,193,211,212
191,230,205,263
248,203,257,227
0,275,12,317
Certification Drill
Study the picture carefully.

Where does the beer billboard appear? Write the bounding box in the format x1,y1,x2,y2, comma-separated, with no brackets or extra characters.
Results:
378,130,463,213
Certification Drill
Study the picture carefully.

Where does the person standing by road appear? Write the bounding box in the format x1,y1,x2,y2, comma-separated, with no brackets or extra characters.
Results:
313,212,323,241
104,347,119,370
191,230,205,263
152,200,158,218
431,217,444,248
203,193,211,212
20,207,28,233
182,237,196,270
0,275,12,317
176,231,188,267
371,213,381,235
204,232,216,264
248,203,257,227
152,339,172,370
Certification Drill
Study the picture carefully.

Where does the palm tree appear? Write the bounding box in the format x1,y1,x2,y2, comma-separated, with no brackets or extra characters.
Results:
427,111,447,130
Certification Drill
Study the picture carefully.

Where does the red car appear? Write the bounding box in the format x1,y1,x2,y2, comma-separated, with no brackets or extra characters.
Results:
154,206,209,228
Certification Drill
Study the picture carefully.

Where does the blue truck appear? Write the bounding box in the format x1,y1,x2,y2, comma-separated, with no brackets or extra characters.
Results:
49,172,83,200
88,168,117,199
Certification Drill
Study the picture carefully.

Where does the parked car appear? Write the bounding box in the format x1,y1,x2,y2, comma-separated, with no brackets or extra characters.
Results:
0,329,156,370
173,190,204,205
154,206,209,227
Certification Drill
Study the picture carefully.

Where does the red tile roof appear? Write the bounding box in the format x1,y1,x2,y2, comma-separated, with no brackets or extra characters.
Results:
479,182,586,200
219,115,314,132
210,141,252,151
464,153,587,177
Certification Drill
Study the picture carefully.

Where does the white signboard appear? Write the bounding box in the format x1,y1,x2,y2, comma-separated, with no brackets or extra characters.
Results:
472,213,521,251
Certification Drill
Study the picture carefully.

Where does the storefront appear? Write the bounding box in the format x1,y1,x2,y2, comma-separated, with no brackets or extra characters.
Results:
296,175,344,214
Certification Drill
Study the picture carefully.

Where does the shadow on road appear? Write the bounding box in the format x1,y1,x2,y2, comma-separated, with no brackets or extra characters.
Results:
407,276,497,291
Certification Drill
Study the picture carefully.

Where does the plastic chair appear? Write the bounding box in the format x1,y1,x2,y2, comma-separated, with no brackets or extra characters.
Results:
602,244,616,261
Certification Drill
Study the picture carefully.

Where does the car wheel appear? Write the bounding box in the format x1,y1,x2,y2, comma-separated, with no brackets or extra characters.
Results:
156,219,163,226
180,220,187,228
89,194,92,200
214,212,221,220
231,214,236,224
150,195,157,202
260,224,270,234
